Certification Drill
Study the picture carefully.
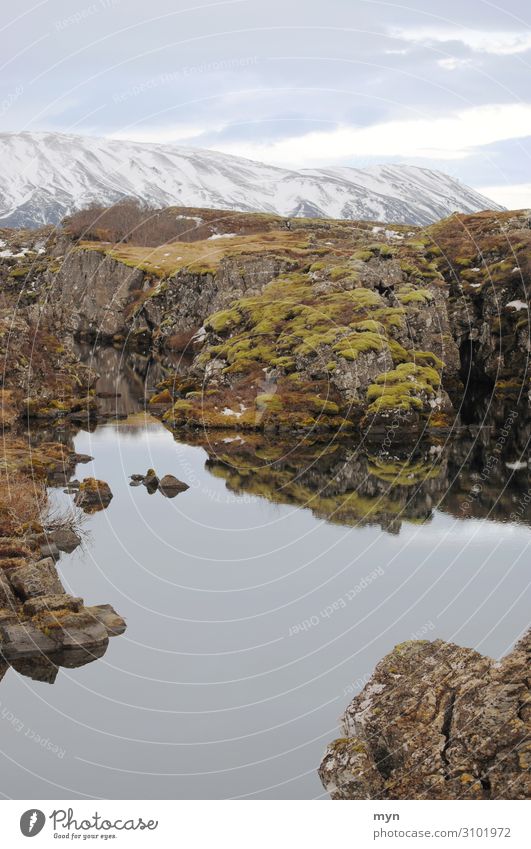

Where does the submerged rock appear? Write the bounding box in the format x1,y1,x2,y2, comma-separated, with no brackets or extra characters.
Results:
319,632,530,800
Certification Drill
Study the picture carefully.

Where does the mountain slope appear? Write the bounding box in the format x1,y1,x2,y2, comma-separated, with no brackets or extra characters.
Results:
0,131,503,228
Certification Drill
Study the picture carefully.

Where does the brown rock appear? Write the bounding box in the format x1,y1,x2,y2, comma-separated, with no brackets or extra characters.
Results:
85,604,127,636
319,631,530,800
158,474,189,497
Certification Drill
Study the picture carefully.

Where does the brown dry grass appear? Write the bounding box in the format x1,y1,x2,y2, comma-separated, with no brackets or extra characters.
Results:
80,230,316,277
0,470,46,537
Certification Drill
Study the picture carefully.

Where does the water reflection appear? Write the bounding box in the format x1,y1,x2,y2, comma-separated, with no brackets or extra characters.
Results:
183,430,531,533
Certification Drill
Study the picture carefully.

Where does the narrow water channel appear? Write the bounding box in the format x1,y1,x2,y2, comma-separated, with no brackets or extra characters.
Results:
1,350,529,799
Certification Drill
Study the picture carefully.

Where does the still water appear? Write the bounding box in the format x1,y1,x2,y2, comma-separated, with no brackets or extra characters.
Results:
1,353,530,799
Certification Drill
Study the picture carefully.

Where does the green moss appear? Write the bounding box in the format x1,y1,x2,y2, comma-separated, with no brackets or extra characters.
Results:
412,350,445,369
373,306,405,329
366,243,394,258
352,249,373,262
333,331,385,360
205,307,243,333
350,319,385,333
367,362,442,414
387,339,410,364
397,288,434,305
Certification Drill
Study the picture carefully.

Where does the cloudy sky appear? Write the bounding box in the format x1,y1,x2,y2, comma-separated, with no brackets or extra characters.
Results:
2,0,531,206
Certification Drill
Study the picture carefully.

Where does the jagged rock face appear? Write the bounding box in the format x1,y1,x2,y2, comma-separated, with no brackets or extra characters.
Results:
319,631,530,800
2,207,530,434
42,247,147,339
431,212,531,384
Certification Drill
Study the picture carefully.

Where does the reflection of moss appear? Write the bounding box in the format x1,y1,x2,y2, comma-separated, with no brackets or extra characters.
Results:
368,456,441,485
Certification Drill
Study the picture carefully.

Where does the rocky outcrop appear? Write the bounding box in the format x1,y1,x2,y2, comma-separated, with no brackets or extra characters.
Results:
2,208,529,434
319,631,530,800
145,210,529,434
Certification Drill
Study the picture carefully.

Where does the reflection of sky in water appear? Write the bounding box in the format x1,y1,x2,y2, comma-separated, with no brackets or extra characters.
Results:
1,421,529,800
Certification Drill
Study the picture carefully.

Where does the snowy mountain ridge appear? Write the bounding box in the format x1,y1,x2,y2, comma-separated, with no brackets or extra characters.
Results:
0,131,503,228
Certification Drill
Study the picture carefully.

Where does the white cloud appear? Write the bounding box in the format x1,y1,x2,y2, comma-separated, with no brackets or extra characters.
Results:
392,27,531,56
213,104,531,166
437,57,473,71
477,183,531,210
107,123,222,144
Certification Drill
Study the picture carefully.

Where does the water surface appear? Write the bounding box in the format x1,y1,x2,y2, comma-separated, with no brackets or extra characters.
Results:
1,355,530,799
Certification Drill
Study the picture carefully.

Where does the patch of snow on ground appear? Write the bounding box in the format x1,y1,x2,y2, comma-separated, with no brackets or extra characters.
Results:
208,233,237,240
506,300,528,311
176,215,203,224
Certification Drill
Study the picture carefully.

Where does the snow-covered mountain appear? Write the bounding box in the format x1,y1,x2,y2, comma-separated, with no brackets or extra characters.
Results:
0,131,503,228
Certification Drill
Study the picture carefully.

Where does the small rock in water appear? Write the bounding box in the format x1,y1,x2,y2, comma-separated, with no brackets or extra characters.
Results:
74,478,113,513
142,468,159,494
158,474,189,498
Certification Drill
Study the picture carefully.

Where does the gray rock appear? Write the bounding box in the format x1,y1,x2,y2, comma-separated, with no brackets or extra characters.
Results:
319,631,531,800
39,542,60,560
0,573,17,609
51,527,82,553
9,558,65,600
0,621,57,659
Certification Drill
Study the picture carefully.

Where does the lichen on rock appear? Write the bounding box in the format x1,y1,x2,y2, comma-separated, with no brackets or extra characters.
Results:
319,631,530,800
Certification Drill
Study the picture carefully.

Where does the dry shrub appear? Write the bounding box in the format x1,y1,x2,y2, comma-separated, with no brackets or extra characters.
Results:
0,471,46,536
64,199,206,247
